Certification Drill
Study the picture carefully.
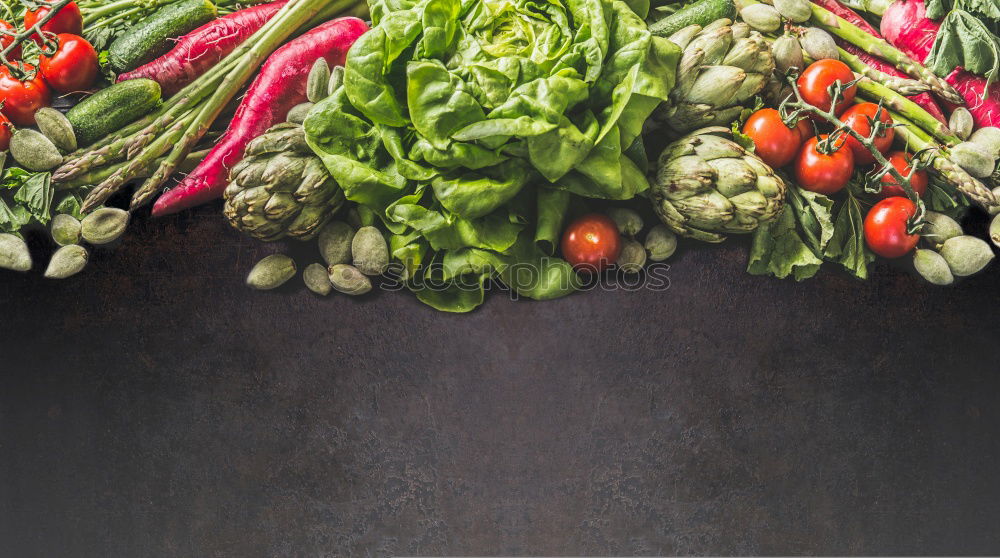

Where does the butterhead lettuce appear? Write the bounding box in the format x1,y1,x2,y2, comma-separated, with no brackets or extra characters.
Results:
305,0,679,311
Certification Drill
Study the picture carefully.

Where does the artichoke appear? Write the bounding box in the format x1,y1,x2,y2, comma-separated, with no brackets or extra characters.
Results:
650,126,787,243
223,123,345,241
654,19,775,135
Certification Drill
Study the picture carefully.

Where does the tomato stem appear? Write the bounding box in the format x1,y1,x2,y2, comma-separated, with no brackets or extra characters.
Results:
0,0,75,77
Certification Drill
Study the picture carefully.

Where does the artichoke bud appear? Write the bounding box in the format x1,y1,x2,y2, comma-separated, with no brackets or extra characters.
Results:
656,155,714,196
225,124,345,241
234,155,268,186
708,158,757,197
702,18,732,32
263,192,300,221
674,192,734,229
224,182,243,200
685,66,746,106
651,127,786,242
285,204,332,240
721,36,763,69
656,23,775,134
729,190,770,218
298,158,331,193
239,185,272,209
689,27,732,65
247,126,309,156
261,153,309,192
668,24,703,49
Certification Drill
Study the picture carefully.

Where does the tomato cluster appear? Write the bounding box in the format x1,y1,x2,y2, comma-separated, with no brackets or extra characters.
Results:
0,1,95,145
741,59,929,259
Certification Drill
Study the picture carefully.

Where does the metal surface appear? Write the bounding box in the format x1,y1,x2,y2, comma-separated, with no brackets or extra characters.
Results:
2,207,999,556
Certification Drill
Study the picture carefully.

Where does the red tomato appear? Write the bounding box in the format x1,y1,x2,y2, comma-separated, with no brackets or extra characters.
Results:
797,59,857,115
561,213,622,272
794,118,814,144
743,108,805,168
840,103,894,165
40,34,98,93
864,197,919,258
0,20,21,59
0,112,11,151
795,134,855,195
23,2,83,44
0,64,51,125
879,151,928,199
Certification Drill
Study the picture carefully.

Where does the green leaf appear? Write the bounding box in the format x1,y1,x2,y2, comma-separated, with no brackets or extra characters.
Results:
747,207,824,281
824,193,875,280
54,192,87,220
440,247,508,280
534,187,570,255
926,10,1000,87
499,232,581,301
925,179,971,221
430,158,534,219
1,166,31,190
0,196,31,233
13,172,53,225
406,59,487,150
411,265,490,313
787,186,835,254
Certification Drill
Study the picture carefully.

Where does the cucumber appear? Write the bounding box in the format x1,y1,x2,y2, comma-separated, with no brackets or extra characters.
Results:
67,79,162,147
107,0,217,73
649,0,737,38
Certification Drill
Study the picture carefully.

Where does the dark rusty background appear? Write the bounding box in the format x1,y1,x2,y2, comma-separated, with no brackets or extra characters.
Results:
2,206,999,556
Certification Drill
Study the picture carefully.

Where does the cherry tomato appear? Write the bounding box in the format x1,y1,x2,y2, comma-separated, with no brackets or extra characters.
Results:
795,134,855,195
794,118,814,144
0,20,21,59
864,197,919,258
0,64,51,125
0,112,11,151
561,213,622,272
23,2,83,44
797,59,857,115
840,102,894,165
879,151,928,199
743,108,805,168
40,34,98,93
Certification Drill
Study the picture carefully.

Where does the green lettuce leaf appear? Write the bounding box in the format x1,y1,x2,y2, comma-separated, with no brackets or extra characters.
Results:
13,172,53,225
747,207,824,281
305,0,678,311
926,10,1000,87
824,192,875,280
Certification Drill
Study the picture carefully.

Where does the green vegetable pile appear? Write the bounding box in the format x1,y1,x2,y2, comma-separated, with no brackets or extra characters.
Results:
0,164,85,235
303,0,679,311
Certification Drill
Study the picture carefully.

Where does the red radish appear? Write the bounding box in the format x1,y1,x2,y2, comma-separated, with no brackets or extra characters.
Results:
117,0,288,97
811,0,946,123
879,0,939,61
942,69,1000,129
877,0,1000,128
151,17,369,217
